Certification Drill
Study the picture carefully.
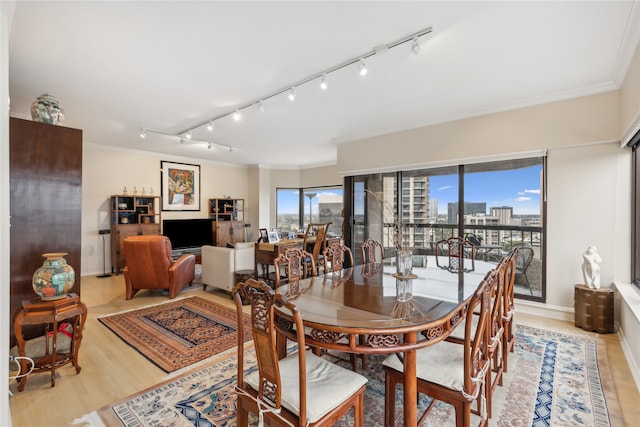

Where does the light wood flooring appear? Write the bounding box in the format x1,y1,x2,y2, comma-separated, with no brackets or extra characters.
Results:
9,274,640,426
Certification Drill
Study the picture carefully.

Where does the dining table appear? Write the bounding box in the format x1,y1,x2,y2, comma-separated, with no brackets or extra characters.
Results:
274,255,495,427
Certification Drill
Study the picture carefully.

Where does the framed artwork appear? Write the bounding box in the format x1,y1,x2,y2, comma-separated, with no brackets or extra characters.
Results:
161,161,201,211
267,231,280,243
259,228,269,243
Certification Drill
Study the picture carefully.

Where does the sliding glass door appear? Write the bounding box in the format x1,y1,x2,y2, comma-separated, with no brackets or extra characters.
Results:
345,157,545,301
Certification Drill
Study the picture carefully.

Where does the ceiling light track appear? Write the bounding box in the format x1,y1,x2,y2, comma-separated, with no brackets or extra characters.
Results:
141,26,432,150
176,26,432,134
141,127,233,152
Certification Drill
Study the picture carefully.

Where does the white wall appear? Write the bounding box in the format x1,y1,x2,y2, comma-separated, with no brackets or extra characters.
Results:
82,144,249,275
546,143,631,308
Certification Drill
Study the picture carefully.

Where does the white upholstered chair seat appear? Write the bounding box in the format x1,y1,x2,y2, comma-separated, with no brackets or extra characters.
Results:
383,341,468,392
245,349,368,424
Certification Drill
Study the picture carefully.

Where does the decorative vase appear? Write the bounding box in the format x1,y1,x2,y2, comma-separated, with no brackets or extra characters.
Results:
32,253,75,300
396,249,413,275
394,250,416,302
30,94,64,125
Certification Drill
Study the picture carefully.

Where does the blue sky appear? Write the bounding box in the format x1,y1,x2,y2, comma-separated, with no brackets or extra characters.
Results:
431,165,542,215
277,165,542,216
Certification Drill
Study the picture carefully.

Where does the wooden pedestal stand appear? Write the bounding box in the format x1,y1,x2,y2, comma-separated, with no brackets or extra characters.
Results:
574,284,614,333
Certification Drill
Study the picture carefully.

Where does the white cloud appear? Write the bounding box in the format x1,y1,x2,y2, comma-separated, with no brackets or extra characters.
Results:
524,188,540,194
516,196,532,202
438,185,453,191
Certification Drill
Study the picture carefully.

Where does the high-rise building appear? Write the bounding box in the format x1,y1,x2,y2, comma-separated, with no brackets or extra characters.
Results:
447,202,486,223
490,206,513,225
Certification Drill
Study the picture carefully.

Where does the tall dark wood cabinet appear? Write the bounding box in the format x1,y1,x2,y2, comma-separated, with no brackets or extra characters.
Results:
9,118,83,343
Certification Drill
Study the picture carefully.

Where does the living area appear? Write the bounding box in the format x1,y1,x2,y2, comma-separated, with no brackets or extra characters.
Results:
5,2,640,427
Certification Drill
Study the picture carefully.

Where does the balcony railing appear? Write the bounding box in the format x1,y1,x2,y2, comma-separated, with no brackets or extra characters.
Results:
378,222,543,300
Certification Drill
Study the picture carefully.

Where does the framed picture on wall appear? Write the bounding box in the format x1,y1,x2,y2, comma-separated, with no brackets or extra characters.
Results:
161,161,201,211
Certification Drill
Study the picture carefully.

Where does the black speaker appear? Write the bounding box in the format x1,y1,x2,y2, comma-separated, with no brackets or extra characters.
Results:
97,229,112,278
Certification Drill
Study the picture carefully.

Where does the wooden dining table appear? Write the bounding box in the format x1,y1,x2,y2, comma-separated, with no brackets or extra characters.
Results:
274,255,495,427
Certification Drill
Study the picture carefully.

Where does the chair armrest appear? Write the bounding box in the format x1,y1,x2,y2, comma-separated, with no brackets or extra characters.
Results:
169,254,196,282
235,245,255,271
201,245,235,291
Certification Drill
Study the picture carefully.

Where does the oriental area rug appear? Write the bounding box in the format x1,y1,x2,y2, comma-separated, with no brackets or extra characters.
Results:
98,296,251,373
79,323,619,427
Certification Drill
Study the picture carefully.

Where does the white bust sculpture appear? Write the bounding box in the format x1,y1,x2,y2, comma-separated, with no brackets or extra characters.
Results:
582,246,602,289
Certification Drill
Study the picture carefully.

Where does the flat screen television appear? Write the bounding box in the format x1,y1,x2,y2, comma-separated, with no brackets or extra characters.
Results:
163,218,214,249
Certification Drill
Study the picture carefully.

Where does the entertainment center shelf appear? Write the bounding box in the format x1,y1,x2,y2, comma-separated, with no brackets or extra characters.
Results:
110,195,161,274
208,198,245,247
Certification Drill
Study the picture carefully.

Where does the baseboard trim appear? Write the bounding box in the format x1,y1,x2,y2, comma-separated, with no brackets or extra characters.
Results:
515,298,574,322
616,320,640,393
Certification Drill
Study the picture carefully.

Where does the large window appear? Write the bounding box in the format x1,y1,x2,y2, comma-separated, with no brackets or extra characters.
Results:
630,130,640,288
276,186,343,237
345,157,545,301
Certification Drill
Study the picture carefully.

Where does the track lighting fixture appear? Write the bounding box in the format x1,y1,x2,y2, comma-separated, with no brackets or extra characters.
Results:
141,26,432,152
141,128,233,152
357,59,367,76
411,36,420,55
208,142,212,149
180,138,185,144
320,74,328,90
140,128,146,138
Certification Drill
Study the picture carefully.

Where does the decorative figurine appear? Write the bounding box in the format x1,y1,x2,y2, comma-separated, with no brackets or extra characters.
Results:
582,246,602,289
123,186,128,195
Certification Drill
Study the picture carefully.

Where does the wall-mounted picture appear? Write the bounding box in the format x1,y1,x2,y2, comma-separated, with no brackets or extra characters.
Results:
161,161,201,211
267,231,280,243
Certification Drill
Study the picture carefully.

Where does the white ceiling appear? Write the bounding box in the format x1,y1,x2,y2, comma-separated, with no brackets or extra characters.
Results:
8,1,640,169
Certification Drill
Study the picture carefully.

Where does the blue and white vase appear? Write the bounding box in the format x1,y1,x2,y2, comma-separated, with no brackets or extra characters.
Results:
32,253,75,300
30,93,64,125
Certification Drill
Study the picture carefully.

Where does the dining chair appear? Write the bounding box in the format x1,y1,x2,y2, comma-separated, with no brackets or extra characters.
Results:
445,268,503,419
360,238,384,264
502,247,519,373
383,277,491,427
435,236,476,273
273,247,315,289
322,244,354,274
232,279,368,427
303,222,331,275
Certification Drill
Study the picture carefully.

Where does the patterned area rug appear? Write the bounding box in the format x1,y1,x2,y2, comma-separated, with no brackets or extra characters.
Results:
85,323,618,427
98,296,251,373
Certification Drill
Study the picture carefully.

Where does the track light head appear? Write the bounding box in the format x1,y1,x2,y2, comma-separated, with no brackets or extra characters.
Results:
207,142,212,149
233,110,241,122
357,59,367,76
320,74,328,90
140,128,146,138
411,36,421,55
207,121,214,131
186,130,192,139
258,99,265,112
288,87,296,101
180,138,185,144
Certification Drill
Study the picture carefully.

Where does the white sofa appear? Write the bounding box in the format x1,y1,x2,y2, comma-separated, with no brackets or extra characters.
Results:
201,242,255,293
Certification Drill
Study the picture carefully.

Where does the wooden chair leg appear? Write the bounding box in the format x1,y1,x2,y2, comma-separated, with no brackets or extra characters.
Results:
384,371,398,427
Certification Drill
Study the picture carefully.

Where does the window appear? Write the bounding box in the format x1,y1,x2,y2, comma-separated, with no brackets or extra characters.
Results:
276,186,344,237
345,157,545,301
630,129,640,288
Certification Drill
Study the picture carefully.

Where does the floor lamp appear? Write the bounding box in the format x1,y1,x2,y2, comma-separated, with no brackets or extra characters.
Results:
97,229,112,278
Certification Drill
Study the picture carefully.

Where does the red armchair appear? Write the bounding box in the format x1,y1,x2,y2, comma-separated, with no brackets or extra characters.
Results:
123,235,196,300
